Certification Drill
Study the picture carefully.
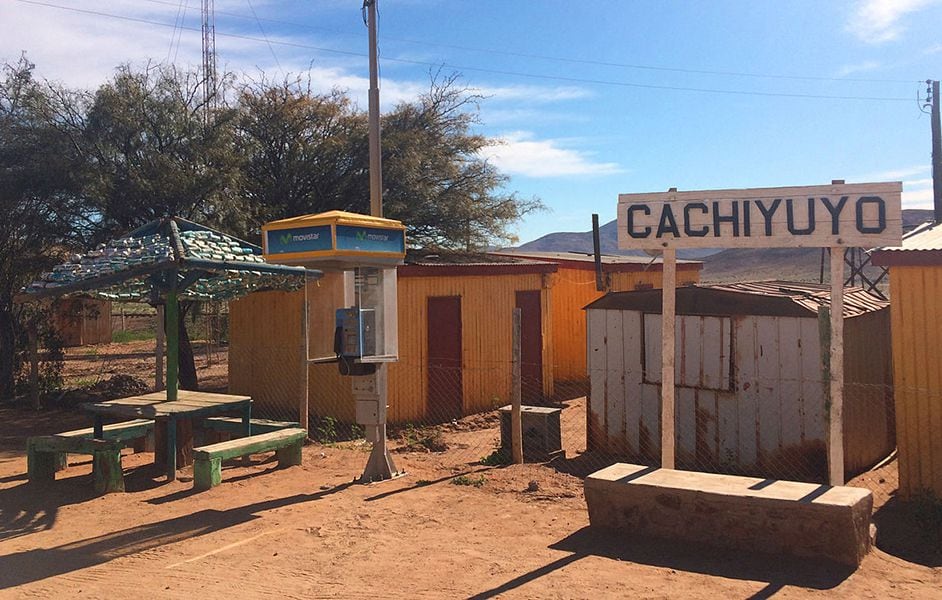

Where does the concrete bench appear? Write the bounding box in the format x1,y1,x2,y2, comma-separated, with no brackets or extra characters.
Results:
192,428,306,491
27,436,125,494
585,463,873,567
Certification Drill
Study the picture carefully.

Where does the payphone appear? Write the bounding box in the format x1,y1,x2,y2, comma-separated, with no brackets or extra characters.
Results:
262,210,405,482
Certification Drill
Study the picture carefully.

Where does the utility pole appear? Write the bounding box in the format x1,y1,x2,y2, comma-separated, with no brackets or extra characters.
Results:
201,0,217,124
929,80,941,223
366,0,383,218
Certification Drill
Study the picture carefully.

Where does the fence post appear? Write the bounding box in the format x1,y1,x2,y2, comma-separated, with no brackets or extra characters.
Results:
512,307,523,464
28,323,39,410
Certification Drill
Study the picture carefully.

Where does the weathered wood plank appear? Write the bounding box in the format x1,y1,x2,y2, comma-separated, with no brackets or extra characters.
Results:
605,309,626,453
587,310,608,451
623,311,643,456
201,417,299,435
192,428,307,462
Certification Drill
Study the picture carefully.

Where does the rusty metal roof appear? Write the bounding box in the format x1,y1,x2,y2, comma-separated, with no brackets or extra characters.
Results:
871,221,942,267
707,281,888,318
585,280,887,319
490,250,702,265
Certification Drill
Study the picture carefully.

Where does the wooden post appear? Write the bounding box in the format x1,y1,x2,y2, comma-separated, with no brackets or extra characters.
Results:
512,308,523,464
660,249,677,470
166,289,179,402
300,278,310,434
28,324,39,410
829,247,845,485
155,306,165,392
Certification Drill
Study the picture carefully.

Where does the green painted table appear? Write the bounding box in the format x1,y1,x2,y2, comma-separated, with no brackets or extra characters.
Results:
83,390,252,482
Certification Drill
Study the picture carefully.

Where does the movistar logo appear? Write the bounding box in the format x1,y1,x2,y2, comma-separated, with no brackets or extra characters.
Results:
356,230,367,240
280,232,292,245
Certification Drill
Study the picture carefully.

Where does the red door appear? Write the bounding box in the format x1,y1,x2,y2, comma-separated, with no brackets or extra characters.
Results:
515,290,543,404
427,296,463,421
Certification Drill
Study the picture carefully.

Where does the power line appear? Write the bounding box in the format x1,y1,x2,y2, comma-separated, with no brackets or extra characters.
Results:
12,0,918,103
137,0,917,85
245,0,282,74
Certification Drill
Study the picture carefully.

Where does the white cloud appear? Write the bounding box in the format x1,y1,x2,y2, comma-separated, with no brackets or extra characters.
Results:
479,131,622,178
857,164,931,180
902,175,934,209
835,60,883,77
846,0,942,43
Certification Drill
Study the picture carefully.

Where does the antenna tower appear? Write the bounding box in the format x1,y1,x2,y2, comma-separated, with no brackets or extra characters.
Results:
201,0,217,121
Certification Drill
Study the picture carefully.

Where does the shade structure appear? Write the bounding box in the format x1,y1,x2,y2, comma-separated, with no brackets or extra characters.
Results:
23,217,322,401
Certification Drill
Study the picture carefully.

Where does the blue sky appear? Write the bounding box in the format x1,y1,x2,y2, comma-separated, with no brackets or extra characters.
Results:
3,0,940,244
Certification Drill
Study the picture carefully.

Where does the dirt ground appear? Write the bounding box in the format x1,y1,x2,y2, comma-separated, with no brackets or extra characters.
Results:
0,407,940,599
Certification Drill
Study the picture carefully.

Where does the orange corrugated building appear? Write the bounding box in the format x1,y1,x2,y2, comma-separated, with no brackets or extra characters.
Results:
229,255,557,424
489,251,701,383
873,223,942,498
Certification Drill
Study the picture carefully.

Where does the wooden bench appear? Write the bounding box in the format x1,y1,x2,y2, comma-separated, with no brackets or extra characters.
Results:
27,436,125,494
53,419,155,469
192,428,307,491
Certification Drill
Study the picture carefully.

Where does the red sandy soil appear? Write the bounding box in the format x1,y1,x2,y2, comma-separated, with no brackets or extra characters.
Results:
1,402,940,599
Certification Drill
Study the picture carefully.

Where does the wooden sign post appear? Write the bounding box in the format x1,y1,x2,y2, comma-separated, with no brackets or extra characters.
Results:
617,182,902,483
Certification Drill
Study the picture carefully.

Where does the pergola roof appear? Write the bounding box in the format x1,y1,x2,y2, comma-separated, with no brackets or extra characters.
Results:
24,217,321,302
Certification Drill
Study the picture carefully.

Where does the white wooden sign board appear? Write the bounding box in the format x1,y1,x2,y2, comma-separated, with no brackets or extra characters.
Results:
617,182,902,250
615,181,903,486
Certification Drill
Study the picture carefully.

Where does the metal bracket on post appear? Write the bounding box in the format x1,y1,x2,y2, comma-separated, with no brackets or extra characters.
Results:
355,364,402,483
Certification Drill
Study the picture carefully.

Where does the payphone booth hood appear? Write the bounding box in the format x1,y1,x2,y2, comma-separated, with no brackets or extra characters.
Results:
261,210,406,269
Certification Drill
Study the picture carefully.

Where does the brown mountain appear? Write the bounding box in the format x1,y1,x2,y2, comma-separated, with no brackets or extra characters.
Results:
516,209,934,283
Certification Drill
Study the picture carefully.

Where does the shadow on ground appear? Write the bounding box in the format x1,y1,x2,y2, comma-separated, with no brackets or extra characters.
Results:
873,496,942,567
0,490,328,590
469,526,856,600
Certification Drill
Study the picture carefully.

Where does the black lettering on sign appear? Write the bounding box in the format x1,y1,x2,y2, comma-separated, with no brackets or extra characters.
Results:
755,198,781,236
786,198,815,235
683,203,709,237
712,200,740,237
856,196,886,234
656,204,680,238
627,205,652,238
742,200,752,237
821,196,848,235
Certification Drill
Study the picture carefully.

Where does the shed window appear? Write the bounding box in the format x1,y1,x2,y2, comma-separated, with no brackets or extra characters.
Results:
642,314,733,392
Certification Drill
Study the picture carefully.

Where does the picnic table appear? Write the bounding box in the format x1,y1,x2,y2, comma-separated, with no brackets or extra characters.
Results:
83,390,252,481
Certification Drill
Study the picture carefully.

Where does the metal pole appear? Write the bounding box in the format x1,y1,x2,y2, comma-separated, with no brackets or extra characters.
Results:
930,80,941,223
660,249,677,470
300,277,310,434
366,0,383,218
592,214,605,292
512,308,523,464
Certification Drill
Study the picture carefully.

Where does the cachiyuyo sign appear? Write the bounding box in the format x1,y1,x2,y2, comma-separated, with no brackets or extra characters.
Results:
617,182,902,249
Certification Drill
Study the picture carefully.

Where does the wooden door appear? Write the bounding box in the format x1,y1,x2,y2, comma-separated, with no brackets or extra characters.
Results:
515,290,543,403
427,296,463,421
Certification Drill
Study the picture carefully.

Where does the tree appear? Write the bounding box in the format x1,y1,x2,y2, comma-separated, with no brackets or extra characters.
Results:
380,73,543,250
236,72,542,249
0,56,86,399
77,64,246,390
236,76,368,233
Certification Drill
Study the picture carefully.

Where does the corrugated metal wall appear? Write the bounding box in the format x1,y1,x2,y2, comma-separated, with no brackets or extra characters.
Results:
587,307,893,481
392,273,550,421
889,266,942,497
229,289,304,420
550,266,700,381
229,271,552,424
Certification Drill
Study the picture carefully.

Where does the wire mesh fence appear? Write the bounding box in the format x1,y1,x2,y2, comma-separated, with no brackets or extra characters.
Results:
46,329,911,505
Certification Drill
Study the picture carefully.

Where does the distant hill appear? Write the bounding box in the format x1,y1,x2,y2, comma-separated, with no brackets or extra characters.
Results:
515,209,935,283
515,219,720,260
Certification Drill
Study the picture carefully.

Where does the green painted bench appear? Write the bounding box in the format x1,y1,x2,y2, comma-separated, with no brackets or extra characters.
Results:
52,419,155,469
192,428,307,491
27,436,126,494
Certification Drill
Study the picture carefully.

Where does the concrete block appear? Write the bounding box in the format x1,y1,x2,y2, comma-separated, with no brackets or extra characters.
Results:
585,463,873,567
